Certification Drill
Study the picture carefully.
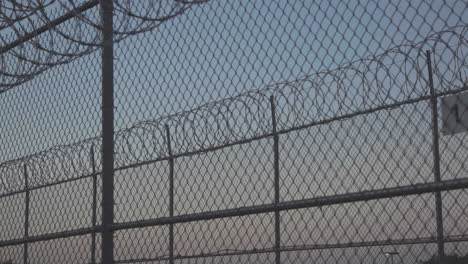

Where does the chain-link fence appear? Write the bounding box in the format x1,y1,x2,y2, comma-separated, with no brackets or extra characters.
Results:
1,0,468,263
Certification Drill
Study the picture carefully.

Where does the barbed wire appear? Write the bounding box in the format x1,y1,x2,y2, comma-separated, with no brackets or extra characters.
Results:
0,0,207,92
0,25,466,195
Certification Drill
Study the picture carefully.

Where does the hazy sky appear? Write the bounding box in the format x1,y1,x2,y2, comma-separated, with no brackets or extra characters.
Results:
1,0,468,263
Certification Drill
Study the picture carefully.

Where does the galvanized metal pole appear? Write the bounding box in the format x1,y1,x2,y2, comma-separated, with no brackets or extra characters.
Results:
426,50,445,261
100,0,115,263
23,165,29,264
166,125,175,264
90,145,97,264
270,96,281,264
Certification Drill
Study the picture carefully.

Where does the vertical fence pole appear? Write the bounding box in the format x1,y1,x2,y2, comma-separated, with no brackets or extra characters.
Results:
270,96,281,264
23,165,29,264
90,145,97,264
100,0,115,263
426,50,445,261
165,125,175,264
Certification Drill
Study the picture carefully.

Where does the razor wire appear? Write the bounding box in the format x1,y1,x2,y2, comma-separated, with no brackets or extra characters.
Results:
0,0,206,92
0,25,465,196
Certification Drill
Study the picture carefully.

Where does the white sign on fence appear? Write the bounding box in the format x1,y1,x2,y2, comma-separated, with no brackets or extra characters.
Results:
441,91,468,135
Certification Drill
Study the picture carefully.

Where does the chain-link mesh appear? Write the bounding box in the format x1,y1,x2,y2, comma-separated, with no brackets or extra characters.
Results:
1,0,468,263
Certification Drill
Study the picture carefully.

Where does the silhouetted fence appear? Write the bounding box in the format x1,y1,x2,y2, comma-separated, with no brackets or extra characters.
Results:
1,1,467,263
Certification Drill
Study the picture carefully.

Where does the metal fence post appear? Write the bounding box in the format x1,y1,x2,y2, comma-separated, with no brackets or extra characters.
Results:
100,0,115,263
270,96,281,264
165,125,175,264
425,50,445,261
23,165,30,264
90,145,97,264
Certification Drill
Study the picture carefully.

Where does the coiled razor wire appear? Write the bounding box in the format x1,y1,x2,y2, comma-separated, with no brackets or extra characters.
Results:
0,25,466,195
0,0,207,91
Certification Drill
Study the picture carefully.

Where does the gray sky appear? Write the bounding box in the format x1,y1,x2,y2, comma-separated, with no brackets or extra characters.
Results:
1,0,468,263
